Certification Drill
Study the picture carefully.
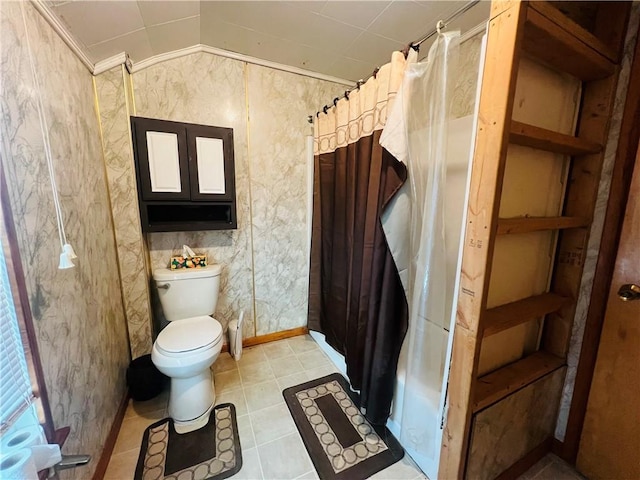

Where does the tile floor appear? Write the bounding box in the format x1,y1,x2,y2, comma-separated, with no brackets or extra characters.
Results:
104,335,426,480
517,454,586,480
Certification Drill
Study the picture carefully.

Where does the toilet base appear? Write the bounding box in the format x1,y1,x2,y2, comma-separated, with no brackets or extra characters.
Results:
168,370,216,434
173,402,214,434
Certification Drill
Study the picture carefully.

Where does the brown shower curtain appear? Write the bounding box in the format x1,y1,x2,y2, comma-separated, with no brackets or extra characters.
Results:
308,52,409,425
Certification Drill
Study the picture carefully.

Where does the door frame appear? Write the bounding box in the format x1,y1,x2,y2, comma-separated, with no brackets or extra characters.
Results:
556,30,640,464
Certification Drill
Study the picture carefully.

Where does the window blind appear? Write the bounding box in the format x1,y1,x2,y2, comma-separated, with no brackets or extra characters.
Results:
0,249,34,432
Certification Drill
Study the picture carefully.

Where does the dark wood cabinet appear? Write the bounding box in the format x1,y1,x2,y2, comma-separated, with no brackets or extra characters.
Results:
131,116,237,232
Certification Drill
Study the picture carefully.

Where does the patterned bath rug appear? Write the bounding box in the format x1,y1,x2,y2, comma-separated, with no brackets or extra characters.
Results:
283,373,404,480
134,403,242,480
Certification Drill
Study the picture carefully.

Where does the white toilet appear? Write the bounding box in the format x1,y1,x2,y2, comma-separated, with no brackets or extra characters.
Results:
151,264,224,434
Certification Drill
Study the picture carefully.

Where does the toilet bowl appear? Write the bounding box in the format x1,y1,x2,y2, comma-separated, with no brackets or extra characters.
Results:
152,315,223,433
150,264,223,434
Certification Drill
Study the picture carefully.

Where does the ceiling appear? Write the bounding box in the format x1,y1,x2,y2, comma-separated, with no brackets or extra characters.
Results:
46,0,490,81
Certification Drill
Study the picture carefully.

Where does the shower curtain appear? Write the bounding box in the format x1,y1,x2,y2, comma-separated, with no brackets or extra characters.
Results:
380,32,461,463
308,51,410,425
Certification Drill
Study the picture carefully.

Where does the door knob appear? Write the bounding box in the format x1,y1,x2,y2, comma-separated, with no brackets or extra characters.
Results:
618,284,640,301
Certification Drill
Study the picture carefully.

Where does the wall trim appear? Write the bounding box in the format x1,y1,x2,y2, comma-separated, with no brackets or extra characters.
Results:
93,53,128,76
30,0,94,73
131,44,354,85
33,0,486,86
461,21,487,43
92,391,129,480
221,327,308,353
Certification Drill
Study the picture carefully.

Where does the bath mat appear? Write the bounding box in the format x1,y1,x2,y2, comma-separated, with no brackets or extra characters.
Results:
134,403,242,480
283,373,404,480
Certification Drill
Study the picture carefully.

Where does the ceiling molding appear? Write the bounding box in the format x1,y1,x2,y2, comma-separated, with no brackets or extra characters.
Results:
460,21,487,42
31,0,485,85
132,44,355,86
93,53,129,76
30,0,94,73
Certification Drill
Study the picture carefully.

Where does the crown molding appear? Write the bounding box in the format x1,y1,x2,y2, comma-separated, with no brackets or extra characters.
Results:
30,0,94,73
132,44,355,86
93,53,129,76
31,0,485,85
461,21,487,42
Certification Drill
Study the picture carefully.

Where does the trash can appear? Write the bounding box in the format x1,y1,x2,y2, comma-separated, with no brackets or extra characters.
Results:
126,354,166,401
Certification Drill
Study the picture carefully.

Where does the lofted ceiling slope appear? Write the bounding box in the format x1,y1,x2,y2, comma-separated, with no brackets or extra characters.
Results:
46,0,490,81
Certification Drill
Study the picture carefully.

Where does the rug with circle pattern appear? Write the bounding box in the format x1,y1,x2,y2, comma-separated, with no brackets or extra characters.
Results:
283,373,404,480
134,403,241,480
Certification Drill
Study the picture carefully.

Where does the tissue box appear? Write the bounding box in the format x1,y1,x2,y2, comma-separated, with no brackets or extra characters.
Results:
170,255,208,269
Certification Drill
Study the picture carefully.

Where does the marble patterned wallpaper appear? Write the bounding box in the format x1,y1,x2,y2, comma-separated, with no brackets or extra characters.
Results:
0,2,130,479
118,52,344,339
246,64,347,335
555,3,640,441
452,32,484,120
133,52,255,338
94,65,154,358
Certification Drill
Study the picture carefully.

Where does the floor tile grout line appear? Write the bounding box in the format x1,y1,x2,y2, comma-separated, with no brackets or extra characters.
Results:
254,431,312,479
113,337,327,478
247,413,298,449
294,470,316,480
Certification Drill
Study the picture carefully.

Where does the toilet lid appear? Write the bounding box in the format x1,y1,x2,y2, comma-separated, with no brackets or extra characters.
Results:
156,316,223,354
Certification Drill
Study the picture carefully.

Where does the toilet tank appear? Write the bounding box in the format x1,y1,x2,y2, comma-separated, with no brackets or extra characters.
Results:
153,265,222,321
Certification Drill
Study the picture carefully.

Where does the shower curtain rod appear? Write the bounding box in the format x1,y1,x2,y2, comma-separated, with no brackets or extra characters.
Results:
312,0,481,120
411,0,481,48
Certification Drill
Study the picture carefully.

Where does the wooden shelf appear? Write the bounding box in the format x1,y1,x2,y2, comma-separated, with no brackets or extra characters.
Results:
530,2,618,62
497,216,590,235
473,351,565,412
523,6,615,81
510,121,602,155
483,293,571,338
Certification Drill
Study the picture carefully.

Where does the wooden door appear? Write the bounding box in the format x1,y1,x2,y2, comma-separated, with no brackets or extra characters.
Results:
577,143,640,479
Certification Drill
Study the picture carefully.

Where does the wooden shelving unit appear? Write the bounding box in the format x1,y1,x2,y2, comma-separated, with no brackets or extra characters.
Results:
510,121,602,156
522,7,615,81
439,1,631,478
483,293,570,338
473,351,565,412
496,216,590,235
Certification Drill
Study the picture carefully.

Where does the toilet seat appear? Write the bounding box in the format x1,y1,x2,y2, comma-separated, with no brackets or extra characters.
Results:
156,316,222,356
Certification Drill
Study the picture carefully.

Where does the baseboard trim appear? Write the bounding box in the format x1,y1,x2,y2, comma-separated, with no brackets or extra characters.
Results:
495,437,553,480
92,391,129,480
221,327,308,352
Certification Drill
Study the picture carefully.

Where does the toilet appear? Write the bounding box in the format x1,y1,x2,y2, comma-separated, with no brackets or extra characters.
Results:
151,264,224,434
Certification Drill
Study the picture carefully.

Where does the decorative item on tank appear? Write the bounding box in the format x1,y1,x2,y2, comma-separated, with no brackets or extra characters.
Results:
170,245,208,269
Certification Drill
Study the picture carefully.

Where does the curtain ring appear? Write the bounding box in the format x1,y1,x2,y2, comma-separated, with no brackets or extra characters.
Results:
372,67,380,79
436,20,445,34
333,97,340,107
344,90,350,100
323,105,329,114
356,79,364,90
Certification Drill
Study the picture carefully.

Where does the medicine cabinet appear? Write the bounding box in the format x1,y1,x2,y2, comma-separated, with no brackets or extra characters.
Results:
131,116,237,232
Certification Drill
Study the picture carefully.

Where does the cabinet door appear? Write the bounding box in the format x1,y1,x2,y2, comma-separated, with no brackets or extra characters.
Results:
186,125,235,202
132,117,190,201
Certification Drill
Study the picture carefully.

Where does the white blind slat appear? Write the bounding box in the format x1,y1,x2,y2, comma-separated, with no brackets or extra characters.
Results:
0,250,34,431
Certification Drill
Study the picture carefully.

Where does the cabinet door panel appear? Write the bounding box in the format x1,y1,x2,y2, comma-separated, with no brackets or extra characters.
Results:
147,131,182,193
187,125,235,202
195,137,226,194
132,117,190,201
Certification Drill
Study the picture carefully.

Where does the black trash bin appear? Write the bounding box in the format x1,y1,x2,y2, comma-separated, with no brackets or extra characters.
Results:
126,354,166,401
